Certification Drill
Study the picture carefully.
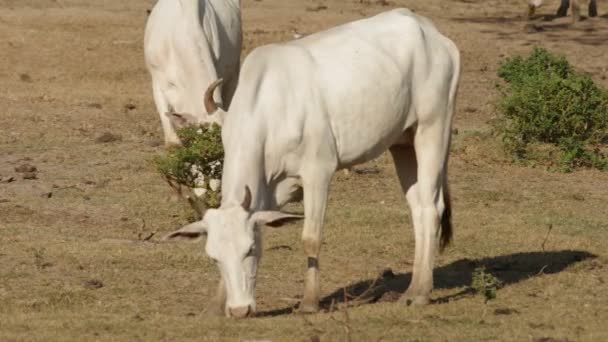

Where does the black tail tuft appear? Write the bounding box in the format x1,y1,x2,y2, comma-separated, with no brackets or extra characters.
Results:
439,185,453,252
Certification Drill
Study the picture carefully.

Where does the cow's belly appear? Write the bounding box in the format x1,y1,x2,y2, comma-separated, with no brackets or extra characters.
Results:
333,111,410,168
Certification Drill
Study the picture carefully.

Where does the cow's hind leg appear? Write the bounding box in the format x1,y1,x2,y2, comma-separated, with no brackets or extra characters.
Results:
298,166,333,313
589,0,598,17
389,143,425,304
557,0,570,17
392,122,450,306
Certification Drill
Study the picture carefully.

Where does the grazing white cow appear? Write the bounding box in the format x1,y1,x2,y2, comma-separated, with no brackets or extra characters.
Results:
164,8,461,318
528,0,598,21
144,0,242,146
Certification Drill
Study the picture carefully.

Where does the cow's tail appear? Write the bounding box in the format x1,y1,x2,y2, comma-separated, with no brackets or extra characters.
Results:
439,40,460,253
439,179,453,252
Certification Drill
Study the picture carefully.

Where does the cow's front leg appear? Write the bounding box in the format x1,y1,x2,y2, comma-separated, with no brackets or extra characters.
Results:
556,0,570,17
299,170,332,313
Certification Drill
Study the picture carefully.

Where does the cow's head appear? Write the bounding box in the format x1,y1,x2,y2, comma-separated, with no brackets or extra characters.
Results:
163,186,302,318
166,79,227,131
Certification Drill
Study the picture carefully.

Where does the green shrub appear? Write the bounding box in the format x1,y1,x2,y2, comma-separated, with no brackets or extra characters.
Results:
471,266,503,303
155,123,223,210
495,47,608,171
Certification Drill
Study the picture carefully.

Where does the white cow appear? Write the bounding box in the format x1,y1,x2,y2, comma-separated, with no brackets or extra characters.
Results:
144,0,242,146
164,8,461,318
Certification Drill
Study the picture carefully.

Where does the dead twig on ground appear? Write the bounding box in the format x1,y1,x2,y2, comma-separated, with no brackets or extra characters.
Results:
541,223,553,251
329,289,353,342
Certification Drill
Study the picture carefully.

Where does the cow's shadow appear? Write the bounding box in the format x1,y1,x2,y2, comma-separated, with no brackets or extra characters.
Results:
257,250,596,317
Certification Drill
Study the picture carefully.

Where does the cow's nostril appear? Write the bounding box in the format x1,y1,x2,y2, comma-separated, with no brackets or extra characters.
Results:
228,305,251,318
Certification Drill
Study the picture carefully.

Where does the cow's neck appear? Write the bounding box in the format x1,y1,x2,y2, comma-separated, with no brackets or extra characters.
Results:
220,127,269,211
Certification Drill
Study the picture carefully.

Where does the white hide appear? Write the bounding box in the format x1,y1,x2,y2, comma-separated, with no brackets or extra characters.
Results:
144,0,242,146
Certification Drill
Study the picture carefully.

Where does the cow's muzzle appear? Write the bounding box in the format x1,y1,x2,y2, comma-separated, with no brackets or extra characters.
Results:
228,305,253,319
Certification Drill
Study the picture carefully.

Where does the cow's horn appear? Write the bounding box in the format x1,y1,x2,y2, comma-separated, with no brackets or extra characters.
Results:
242,186,252,211
204,78,224,114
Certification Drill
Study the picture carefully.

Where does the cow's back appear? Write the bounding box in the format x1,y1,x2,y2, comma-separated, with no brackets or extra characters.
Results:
231,9,459,169
144,0,241,117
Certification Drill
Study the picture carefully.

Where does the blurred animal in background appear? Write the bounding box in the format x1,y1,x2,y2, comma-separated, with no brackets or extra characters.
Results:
528,0,598,22
144,0,242,147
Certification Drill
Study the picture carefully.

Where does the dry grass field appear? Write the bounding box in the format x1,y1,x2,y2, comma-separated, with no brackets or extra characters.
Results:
1,0,608,341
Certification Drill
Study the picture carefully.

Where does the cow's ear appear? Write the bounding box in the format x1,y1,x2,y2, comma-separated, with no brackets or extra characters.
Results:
165,112,198,131
250,211,303,228
163,220,208,242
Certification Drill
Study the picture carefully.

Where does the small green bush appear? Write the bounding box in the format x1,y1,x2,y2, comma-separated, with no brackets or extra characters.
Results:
471,266,503,303
495,47,608,171
155,123,223,210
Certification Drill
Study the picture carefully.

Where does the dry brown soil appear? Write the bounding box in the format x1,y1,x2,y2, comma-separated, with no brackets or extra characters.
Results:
1,0,607,341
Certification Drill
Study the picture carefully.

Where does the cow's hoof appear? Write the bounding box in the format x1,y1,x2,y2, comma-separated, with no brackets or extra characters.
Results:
297,301,319,314
399,294,430,306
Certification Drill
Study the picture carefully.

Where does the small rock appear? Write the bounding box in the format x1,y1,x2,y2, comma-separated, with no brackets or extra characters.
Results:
41,192,53,199
306,5,328,11
95,132,122,143
533,338,568,342
494,308,520,315
524,24,544,33
22,172,37,180
0,199,9,203
15,164,37,173
124,103,137,111
87,103,103,109
84,279,104,290
1,176,15,183
19,73,32,82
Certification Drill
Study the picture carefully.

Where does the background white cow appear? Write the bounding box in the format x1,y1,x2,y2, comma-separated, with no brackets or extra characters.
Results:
165,8,460,318
144,0,242,146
